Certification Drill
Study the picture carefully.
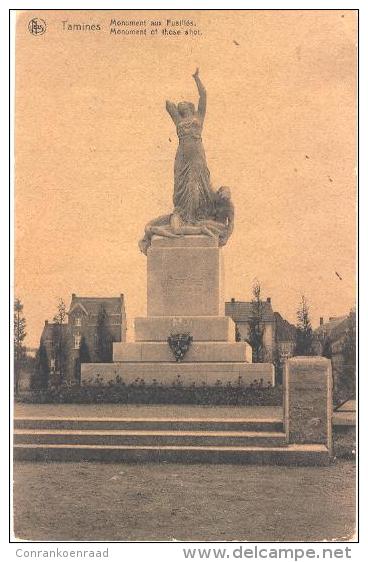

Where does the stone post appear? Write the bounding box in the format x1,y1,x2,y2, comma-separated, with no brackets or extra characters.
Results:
284,356,333,455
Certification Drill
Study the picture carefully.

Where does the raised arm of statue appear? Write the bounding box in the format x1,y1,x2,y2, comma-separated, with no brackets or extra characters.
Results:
193,68,206,120
166,100,180,125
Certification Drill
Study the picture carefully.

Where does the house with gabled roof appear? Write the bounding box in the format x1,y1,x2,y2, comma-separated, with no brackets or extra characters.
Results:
313,310,356,394
225,297,275,361
40,293,126,382
225,298,297,364
274,311,297,362
68,294,126,354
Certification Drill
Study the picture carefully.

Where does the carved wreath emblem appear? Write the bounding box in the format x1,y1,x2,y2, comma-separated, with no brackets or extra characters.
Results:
167,333,193,362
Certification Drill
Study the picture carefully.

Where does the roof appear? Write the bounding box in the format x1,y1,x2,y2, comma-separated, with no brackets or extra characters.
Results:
274,312,297,342
314,315,350,342
68,295,125,317
225,300,275,322
41,322,69,340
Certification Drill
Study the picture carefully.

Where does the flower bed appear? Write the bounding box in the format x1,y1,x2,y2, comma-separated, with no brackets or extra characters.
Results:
16,376,283,406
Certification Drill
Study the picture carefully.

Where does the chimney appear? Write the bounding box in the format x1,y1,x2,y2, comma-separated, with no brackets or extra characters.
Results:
320,317,324,326
45,320,48,325
231,297,235,303
267,297,271,304
72,293,76,298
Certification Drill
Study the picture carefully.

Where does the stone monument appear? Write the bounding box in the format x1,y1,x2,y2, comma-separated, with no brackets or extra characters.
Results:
82,70,275,386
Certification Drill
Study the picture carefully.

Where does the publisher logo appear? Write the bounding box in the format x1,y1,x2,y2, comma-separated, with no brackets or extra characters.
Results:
28,18,46,36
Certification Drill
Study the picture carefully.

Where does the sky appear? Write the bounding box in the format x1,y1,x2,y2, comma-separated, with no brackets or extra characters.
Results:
15,9,357,347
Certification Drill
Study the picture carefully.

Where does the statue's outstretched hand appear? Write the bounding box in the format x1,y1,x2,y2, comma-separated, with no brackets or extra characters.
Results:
192,67,199,79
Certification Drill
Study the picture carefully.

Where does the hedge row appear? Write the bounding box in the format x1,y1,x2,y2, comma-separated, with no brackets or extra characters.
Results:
17,378,283,406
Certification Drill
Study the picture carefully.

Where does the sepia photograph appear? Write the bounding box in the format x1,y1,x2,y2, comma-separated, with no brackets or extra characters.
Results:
11,8,357,544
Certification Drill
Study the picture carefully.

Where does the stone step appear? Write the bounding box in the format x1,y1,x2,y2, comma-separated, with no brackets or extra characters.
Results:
14,429,287,447
14,417,284,432
113,341,252,363
134,316,235,342
13,443,331,466
81,362,275,386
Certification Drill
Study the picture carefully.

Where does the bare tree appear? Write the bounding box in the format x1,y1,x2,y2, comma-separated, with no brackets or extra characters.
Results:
14,298,27,394
295,295,314,356
53,298,67,325
248,280,265,363
317,329,332,359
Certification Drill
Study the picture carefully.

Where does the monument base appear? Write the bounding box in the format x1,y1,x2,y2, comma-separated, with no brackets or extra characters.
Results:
81,361,275,386
134,316,235,342
81,235,276,388
113,341,252,362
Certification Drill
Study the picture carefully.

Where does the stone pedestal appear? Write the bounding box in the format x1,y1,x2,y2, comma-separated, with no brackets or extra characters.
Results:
113,341,252,363
81,235,275,387
284,357,332,454
134,316,234,342
147,236,224,316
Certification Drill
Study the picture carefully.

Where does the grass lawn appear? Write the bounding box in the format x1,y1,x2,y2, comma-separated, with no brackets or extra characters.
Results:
13,460,355,542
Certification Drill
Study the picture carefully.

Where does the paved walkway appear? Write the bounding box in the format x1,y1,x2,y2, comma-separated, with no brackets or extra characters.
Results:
14,403,283,419
14,403,355,426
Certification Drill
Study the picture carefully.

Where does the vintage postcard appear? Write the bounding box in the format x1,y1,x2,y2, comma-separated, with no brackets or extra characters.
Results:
12,9,357,545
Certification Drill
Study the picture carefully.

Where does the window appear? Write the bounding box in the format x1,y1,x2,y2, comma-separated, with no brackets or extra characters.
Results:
74,334,81,349
75,316,82,327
